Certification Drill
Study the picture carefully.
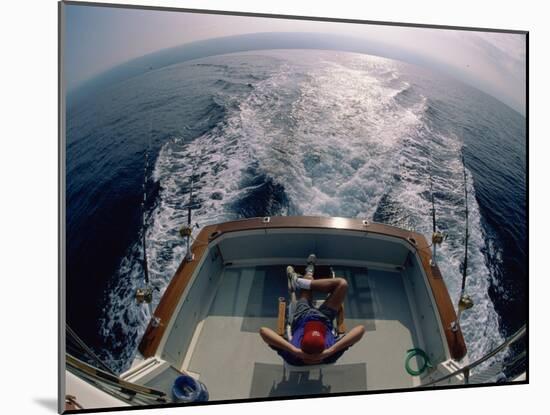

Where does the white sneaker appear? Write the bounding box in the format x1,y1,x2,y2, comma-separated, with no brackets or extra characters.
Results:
286,266,300,293
305,254,316,276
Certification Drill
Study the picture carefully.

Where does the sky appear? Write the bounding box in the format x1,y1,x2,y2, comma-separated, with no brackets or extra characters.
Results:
64,4,526,114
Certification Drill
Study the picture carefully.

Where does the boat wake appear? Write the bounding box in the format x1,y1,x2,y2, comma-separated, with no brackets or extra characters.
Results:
99,50,504,373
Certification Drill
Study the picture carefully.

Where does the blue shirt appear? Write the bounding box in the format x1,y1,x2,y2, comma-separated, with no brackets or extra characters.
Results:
272,316,347,366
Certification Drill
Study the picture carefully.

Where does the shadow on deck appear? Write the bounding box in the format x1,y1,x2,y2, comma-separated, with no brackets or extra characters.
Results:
185,265,420,400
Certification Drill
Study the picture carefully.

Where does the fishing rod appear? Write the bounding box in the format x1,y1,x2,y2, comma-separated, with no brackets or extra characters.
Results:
66,325,116,375
136,113,154,314
142,116,151,286
428,159,444,267
461,151,469,294
451,150,474,331
179,153,200,262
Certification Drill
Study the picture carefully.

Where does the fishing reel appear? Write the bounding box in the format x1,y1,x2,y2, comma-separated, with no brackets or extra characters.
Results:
458,294,474,312
180,223,200,262
432,231,445,245
179,222,200,238
429,231,443,267
450,294,474,332
135,287,153,304
430,231,447,267
179,225,193,238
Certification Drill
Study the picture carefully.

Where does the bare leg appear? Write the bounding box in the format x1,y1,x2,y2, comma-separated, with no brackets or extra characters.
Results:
308,277,348,312
298,272,314,301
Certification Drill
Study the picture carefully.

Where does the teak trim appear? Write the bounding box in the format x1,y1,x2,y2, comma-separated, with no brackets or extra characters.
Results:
138,216,467,361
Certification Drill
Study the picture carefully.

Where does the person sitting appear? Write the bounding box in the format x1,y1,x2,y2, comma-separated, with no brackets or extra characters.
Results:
259,266,365,366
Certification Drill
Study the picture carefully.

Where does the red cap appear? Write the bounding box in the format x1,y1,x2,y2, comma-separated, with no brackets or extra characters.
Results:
301,321,327,354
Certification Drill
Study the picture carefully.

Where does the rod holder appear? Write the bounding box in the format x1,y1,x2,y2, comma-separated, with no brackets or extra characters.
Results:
180,225,195,262
431,243,437,267
184,235,194,262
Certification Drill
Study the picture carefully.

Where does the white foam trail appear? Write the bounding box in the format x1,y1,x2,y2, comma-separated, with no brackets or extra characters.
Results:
98,241,151,370
98,80,261,371
240,52,504,365
100,50,504,373
239,53,423,219
390,124,505,366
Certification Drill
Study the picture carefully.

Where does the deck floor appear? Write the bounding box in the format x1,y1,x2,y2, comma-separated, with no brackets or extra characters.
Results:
184,265,421,401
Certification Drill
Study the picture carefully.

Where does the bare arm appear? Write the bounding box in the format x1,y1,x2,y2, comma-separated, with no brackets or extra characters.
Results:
259,327,323,364
260,325,366,365
321,325,365,359
259,327,300,355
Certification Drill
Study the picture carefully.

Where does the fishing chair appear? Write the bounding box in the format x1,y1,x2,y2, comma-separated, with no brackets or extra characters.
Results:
276,265,346,372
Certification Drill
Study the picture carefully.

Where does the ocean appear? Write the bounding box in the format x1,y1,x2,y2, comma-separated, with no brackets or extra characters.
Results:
66,49,526,377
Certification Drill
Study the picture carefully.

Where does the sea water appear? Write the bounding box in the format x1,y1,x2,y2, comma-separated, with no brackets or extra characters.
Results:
66,49,526,376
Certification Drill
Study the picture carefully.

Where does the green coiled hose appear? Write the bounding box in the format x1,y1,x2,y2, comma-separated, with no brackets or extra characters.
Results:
405,348,433,376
